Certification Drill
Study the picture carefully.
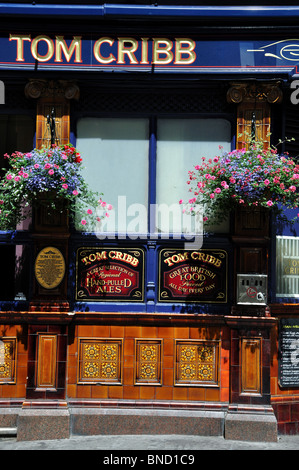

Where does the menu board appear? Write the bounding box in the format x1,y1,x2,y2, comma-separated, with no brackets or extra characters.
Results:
76,247,144,302
158,248,227,303
279,319,299,387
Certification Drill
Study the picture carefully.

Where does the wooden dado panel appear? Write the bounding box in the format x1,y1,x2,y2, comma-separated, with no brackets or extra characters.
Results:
26,325,67,399
36,334,57,389
240,337,262,396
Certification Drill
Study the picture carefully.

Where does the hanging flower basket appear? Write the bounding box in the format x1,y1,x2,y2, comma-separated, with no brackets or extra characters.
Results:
0,144,111,231
180,140,299,226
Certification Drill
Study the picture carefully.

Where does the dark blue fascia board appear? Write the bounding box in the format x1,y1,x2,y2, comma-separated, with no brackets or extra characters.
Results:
1,4,299,20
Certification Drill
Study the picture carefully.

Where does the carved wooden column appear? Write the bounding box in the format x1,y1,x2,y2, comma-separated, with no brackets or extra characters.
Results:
25,79,79,312
225,83,281,420
227,81,282,316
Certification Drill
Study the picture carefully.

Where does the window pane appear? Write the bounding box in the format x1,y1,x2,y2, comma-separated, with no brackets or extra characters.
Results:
276,236,299,298
76,118,149,233
156,118,231,233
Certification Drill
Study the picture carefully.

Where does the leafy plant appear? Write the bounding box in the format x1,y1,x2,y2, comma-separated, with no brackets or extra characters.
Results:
180,139,299,225
0,144,111,230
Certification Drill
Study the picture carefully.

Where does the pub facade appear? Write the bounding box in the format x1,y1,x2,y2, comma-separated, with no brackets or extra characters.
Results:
0,1,299,441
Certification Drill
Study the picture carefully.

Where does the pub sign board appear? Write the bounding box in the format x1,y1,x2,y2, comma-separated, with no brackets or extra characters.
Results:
279,318,299,388
158,249,227,303
3,34,299,75
76,247,144,302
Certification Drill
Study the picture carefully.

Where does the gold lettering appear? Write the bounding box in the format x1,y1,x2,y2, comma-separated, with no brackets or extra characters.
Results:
117,37,138,64
140,37,149,64
81,251,107,265
9,34,31,61
94,37,115,64
31,35,54,62
55,36,82,63
108,251,139,267
152,38,174,64
174,38,196,65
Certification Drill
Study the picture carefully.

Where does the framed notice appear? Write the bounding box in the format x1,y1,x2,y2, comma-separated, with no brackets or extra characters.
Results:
279,319,299,388
75,247,144,302
158,248,227,303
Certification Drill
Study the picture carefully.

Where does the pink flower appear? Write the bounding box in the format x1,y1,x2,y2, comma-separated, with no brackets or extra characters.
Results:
289,185,296,192
215,188,221,194
81,219,87,225
203,216,208,222
62,183,68,189
179,199,183,204
14,176,20,182
229,177,236,184
105,212,110,217
48,169,54,175
266,200,273,207
23,173,28,178
107,204,113,210
44,163,51,169
34,164,39,169
264,179,270,186
210,193,215,199
72,190,78,196
87,209,93,214
6,174,12,180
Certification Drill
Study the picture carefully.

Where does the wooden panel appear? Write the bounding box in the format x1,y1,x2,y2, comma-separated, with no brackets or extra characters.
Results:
36,334,57,389
239,247,267,274
240,337,262,396
234,207,269,237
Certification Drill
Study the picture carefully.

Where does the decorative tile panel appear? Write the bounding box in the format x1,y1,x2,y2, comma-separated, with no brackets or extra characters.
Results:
0,338,16,384
175,340,219,386
78,339,122,384
135,340,162,385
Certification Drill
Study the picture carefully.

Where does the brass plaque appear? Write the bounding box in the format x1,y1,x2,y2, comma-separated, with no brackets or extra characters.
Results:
34,246,66,290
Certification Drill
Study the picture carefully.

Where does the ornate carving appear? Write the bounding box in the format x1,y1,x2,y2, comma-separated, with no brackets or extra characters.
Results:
227,82,282,104
25,79,79,100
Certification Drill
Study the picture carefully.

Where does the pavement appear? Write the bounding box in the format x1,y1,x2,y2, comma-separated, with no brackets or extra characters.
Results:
0,434,298,451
